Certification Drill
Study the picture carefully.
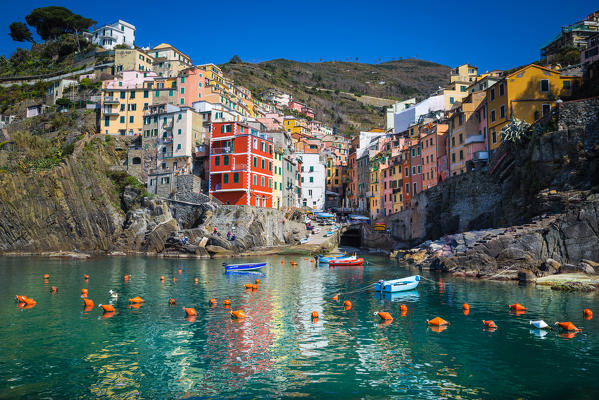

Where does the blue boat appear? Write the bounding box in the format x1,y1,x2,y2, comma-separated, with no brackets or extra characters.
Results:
374,275,420,293
223,262,267,272
318,254,347,263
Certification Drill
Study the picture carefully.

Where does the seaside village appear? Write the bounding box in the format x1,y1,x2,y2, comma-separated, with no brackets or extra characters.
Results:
11,11,599,222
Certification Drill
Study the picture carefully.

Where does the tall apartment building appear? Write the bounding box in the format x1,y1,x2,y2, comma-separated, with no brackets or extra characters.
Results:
92,20,135,49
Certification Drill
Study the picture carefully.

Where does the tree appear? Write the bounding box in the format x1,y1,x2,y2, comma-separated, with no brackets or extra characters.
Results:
25,6,95,41
229,55,242,64
9,22,34,42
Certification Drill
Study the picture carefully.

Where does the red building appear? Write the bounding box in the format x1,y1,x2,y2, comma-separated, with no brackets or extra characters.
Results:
209,121,274,207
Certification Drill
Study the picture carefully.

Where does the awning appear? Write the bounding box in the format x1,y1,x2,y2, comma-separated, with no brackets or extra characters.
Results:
315,212,335,218
326,190,341,196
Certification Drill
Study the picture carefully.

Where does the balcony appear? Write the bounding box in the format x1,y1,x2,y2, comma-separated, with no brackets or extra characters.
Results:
211,147,234,155
473,151,489,160
158,151,173,159
103,96,119,104
102,109,119,116
162,120,173,129
465,135,485,145
162,136,173,144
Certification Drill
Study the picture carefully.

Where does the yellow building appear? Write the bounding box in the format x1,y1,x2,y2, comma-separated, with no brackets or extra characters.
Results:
151,43,193,78
150,77,178,105
368,162,382,220
450,63,478,83
114,48,154,73
273,147,284,209
390,155,403,213
487,64,580,152
100,71,159,135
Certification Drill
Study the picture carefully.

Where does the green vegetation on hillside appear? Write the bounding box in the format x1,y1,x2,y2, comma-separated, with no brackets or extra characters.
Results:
221,58,449,133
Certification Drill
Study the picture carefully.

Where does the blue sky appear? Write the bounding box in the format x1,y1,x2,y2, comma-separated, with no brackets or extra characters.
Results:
0,0,596,71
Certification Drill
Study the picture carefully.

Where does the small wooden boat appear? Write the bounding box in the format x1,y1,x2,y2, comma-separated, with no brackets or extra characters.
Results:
223,262,267,272
374,275,420,292
329,257,364,266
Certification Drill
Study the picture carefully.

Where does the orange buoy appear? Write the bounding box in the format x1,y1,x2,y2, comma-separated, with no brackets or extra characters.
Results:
312,311,319,319
23,297,36,306
251,284,259,290
281,260,285,264
124,275,130,280
160,276,165,281
304,258,308,260
244,284,254,289
482,320,498,329
172,277,176,282
556,321,580,331
332,294,339,301
16,295,27,303
43,274,50,279
400,304,408,313
344,300,352,307
50,286,57,293
128,296,145,303
427,317,449,326
83,298,94,307
184,307,197,316
378,312,393,321
231,310,247,319
463,309,470,316
194,278,199,284
84,274,89,280
81,288,88,295
583,309,593,319
168,298,176,305
99,304,115,312
209,298,217,305
462,303,470,311
401,309,408,317
177,269,183,274
224,299,231,306
310,259,314,263
509,303,527,311
255,279,261,285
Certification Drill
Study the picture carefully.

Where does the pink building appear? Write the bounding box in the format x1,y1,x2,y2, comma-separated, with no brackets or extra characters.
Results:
288,100,304,113
257,114,284,131
409,139,422,197
178,67,207,107
104,70,158,90
420,123,448,190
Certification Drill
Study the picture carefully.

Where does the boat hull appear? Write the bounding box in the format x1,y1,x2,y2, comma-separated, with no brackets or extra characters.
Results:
318,254,348,263
374,275,420,292
224,262,267,272
329,258,364,266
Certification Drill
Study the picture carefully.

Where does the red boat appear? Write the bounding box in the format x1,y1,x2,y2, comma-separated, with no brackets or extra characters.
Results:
329,257,364,266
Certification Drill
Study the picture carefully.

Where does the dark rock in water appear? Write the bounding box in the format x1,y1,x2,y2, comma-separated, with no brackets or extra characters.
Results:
518,270,536,282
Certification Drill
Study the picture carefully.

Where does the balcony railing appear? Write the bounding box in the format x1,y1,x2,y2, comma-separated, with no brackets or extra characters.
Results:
102,109,119,116
158,151,173,159
162,136,173,144
211,147,234,155
103,96,120,104
465,135,485,145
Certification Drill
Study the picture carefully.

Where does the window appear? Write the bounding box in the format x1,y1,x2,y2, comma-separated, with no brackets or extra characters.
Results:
499,83,505,96
540,79,549,93
224,155,229,165
452,153,456,162
169,90,173,96
261,176,265,186
449,97,455,104
309,177,314,183
130,91,135,99
104,116,109,126
120,116,125,123
177,129,181,135
563,80,571,89
253,174,257,185
269,161,272,171
261,159,265,169
460,85,466,92
405,183,409,193
177,144,181,150
413,182,417,194
253,157,257,167
490,110,496,122
412,166,416,174
404,167,409,177
180,98,184,105
215,156,220,166
542,104,551,116
233,173,239,183
492,130,497,144
490,88,495,101
223,174,229,184
180,88,184,94
500,105,505,118
459,150,463,160
181,77,185,83
120,91,126,99
120,104,125,111
129,116,134,123
451,137,455,147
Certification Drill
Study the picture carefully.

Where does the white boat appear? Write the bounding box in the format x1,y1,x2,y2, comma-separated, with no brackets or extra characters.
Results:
530,320,550,329
299,237,310,244
374,275,420,293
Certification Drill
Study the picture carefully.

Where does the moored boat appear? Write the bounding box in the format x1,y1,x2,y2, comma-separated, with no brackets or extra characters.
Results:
223,262,267,272
318,254,348,263
329,257,364,266
374,275,420,292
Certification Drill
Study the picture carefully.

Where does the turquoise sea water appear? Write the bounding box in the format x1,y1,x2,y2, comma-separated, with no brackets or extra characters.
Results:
1,255,598,399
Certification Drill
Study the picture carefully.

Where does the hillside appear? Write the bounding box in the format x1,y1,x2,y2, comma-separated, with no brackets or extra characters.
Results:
221,58,451,133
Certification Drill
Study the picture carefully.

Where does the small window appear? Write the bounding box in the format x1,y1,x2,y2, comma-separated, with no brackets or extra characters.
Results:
492,130,497,144
542,104,551,116
449,97,454,104
563,80,571,89
499,83,505,96
500,105,505,118
233,173,239,183
540,79,549,93
490,88,495,101
490,110,496,122
224,155,229,165
223,174,228,184
215,156,220,166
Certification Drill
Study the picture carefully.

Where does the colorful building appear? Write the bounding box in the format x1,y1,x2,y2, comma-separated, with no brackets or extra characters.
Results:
151,43,193,78
209,121,274,207
420,122,448,189
114,48,154,73
273,147,284,209
448,92,486,176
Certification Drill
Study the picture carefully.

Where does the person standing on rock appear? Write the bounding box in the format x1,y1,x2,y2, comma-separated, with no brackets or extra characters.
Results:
227,231,231,241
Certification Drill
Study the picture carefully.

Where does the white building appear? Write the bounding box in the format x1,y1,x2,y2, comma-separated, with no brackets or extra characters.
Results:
386,98,416,131
92,20,135,50
393,95,444,134
297,153,326,210
261,88,292,107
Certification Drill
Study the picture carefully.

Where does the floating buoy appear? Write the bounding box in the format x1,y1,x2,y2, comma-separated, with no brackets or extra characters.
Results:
43,274,49,279
400,304,408,313
177,269,183,274
209,298,217,305
462,303,470,311
401,309,408,317
255,279,261,285
231,310,247,319
483,320,498,329
23,297,36,306
194,278,199,284
168,298,176,305
184,307,197,316
312,311,319,319
83,298,94,307
124,275,130,280
16,295,27,303
244,284,254,289
583,309,593,319
84,274,89,280
310,259,314,263
99,304,115,312
50,286,57,293
463,309,470,316
251,284,258,290
427,317,449,326
430,325,448,333
378,312,393,321
344,300,352,307
81,288,88,295
555,321,580,331
304,258,308,260
332,294,339,301
172,277,176,282
530,320,550,329
281,260,285,264
224,299,231,306
128,296,145,303
509,303,527,311
160,276,165,281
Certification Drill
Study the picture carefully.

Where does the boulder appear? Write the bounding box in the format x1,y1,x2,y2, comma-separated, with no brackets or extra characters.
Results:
582,259,599,268
518,270,537,283
205,245,233,256
579,262,596,275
